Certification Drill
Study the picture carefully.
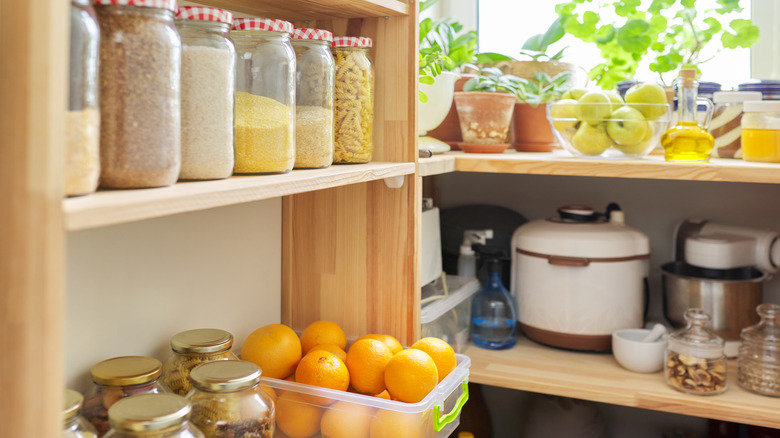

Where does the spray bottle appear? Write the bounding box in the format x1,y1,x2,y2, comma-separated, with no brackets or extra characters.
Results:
458,229,493,278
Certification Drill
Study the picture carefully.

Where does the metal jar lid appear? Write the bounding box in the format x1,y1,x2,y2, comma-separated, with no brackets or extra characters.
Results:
90,356,163,386
63,389,84,421
190,360,261,392
108,393,191,432
170,328,234,354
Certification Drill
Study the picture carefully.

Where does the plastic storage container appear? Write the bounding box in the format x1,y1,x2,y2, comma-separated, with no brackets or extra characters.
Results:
160,328,239,396
421,275,480,353
175,6,235,180
332,36,374,164
665,308,728,395
93,0,181,189
740,100,780,163
231,18,295,174
709,91,762,159
738,303,780,397
104,393,203,438
292,28,335,169
63,389,99,438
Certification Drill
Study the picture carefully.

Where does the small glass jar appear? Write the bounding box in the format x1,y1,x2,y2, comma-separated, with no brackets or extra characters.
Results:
741,100,780,163
291,28,335,169
67,0,100,197
709,91,762,159
161,328,239,396
104,393,204,438
82,356,168,436
175,7,236,180
94,0,181,189
665,308,728,395
231,18,296,174
188,360,275,438
738,303,780,396
63,389,99,438
332,36,375,164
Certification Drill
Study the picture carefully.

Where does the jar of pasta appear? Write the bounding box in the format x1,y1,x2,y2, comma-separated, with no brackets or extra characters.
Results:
188,360,275,438
291,28,335,169
104,393,203,438
160,328,238,396
741,100,780,163
82,356,168,436
332,36,374,164
231,18,295,174
175,6,236,180
63,389,99,438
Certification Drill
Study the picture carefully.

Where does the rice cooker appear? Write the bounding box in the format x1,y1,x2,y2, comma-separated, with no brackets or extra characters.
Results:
510,204,649,351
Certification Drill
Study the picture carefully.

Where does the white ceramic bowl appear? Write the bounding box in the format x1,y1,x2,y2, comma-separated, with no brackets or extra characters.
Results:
611,328,667,373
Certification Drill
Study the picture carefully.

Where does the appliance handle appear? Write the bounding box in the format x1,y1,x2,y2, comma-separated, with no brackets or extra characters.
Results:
547,255,591,267
516,248,649,265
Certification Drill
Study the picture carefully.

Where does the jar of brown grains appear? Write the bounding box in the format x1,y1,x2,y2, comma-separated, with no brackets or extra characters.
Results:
738,303,780,397
332,36,374,164
231,18,296,175
104,393,204,438
63,389,99,438
291,28,335,169
93,0,181,189
160,328,238,396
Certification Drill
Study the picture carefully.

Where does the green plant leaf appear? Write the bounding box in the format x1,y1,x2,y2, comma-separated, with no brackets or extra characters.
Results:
539,16,566,48
721,18,760,49
595,25,616,44
617,19,652,53
681,0,695,8
715,0,742,14
648,15,667,34
474,52,514,63
521,34,544,52
614,0,642,17
564,10,599,40
418,90,428,103
419,75,435,85
419,0,440,13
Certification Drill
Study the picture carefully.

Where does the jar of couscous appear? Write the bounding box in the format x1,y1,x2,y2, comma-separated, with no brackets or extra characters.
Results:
332,36,374,164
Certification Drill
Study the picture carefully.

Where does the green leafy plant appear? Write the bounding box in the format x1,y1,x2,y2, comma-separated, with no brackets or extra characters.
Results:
515,71,573,106
475,17,567,64
556,0,760,90
461,65,523,95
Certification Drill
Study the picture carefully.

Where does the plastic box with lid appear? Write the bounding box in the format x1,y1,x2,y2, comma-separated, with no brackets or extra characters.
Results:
421,275,481,354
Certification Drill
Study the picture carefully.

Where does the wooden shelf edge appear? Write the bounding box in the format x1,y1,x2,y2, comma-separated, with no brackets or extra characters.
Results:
464,339,780,429
64,162,415,231
418,154,456,177
194,0,408,20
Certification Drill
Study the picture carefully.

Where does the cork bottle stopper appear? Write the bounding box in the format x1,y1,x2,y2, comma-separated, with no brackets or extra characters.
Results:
680,68,696,88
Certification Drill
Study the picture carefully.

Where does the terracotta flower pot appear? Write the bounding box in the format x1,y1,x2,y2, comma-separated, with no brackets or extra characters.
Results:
426,74,478,150
511,102,559,152
453,91,516,147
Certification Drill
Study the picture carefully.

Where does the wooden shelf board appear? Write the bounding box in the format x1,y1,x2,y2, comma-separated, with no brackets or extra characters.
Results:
464,338,780,429
64,162,414,231
418,154,456,177
194,0,408,20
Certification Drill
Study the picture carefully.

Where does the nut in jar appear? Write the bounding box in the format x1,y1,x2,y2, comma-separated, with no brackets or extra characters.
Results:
161,328,238,396
665,352,727,394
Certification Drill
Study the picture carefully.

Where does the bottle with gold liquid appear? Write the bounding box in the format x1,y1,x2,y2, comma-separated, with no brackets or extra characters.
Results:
661,69,714,161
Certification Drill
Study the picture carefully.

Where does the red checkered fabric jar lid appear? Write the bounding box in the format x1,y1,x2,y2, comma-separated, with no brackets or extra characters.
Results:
232,18,293,34
175,6,232,24
332,36,372,48
292,28,333,42
93,0,177,12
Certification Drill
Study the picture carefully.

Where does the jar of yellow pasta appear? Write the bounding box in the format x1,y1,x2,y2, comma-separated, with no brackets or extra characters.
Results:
332,36,374,164
231,18,296,174
160,328,239,396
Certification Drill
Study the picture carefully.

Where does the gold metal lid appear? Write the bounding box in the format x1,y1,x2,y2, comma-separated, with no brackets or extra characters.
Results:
90,356,163,386
170,328,234,354
108,393,191,432
63,389,83,421
189,360,261,392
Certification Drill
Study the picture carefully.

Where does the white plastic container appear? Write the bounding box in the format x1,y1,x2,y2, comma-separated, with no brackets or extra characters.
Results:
421,275,480,353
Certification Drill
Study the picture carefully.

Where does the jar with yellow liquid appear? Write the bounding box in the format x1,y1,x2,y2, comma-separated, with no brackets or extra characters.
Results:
661,69,714,162
741,100,780,163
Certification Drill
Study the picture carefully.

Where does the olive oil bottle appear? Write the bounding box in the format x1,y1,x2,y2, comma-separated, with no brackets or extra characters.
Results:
661,69,714,162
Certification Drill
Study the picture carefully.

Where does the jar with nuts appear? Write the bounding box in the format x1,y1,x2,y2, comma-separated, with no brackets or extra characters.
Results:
104,393,204,438
160,328,239,396
738,303,780,397
665,308,728,395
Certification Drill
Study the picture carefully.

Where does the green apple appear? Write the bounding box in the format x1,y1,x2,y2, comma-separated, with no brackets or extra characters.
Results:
625,83,668,120
575,91,613,125
549,98,579,134
571,122,614,156
561,87,589,101
605,90,625,110
606,106,649,146
614,121,656,156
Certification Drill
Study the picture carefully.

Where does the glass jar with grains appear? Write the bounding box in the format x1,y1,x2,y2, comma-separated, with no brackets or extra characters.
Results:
93,0,181,189
82,356,168,437
104,393,204,438
188,360,275,438
174,6,235,180
291,28,335,169
738,303,780,397
231,18,296,174
160,328,238,396
665,308,728,396
332,36,374,164
63,389,99,438
67,0,100,197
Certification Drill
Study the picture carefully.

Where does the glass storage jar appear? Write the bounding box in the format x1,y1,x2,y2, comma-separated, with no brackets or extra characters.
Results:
738,303,780,396
332,36,374,164
231,18,295,175
93,0,181,189
67,0,100,197
188,360,275,438
104,393,204,438
709,91,762,159
740,100,780,163
291,28,335,169
174,7,235,180
82,356,168,436
64,389,99,438
665,308,728,395
161,328,239,396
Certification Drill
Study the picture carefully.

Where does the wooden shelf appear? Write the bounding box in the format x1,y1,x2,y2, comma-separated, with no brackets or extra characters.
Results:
64,162,414,231
418,154,456,177
195,0,409,21
464,338,780,429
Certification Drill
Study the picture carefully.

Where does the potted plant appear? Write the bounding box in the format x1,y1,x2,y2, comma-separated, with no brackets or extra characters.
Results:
511,71,572,152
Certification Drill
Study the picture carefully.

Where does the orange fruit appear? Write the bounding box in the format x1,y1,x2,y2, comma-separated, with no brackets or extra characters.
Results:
410,337,457,382
275,391,323,438
356,334,403,355
320,401,375,438
384,349,438,403
373,389,391,400
345,339,393,395
241,324,302,380
310,343,347,362
259,384,277,403
295,350,350,405
369,409,425,438
300,321,347,355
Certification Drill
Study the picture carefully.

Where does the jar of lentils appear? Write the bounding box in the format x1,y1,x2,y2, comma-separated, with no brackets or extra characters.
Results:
104,393,204,438
63,389,99,438
664,308,727,395
175,6,236,180
160,328,239,396
93,0,181,189
738,303,780,396
332,36,374,164
231,18,296,174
